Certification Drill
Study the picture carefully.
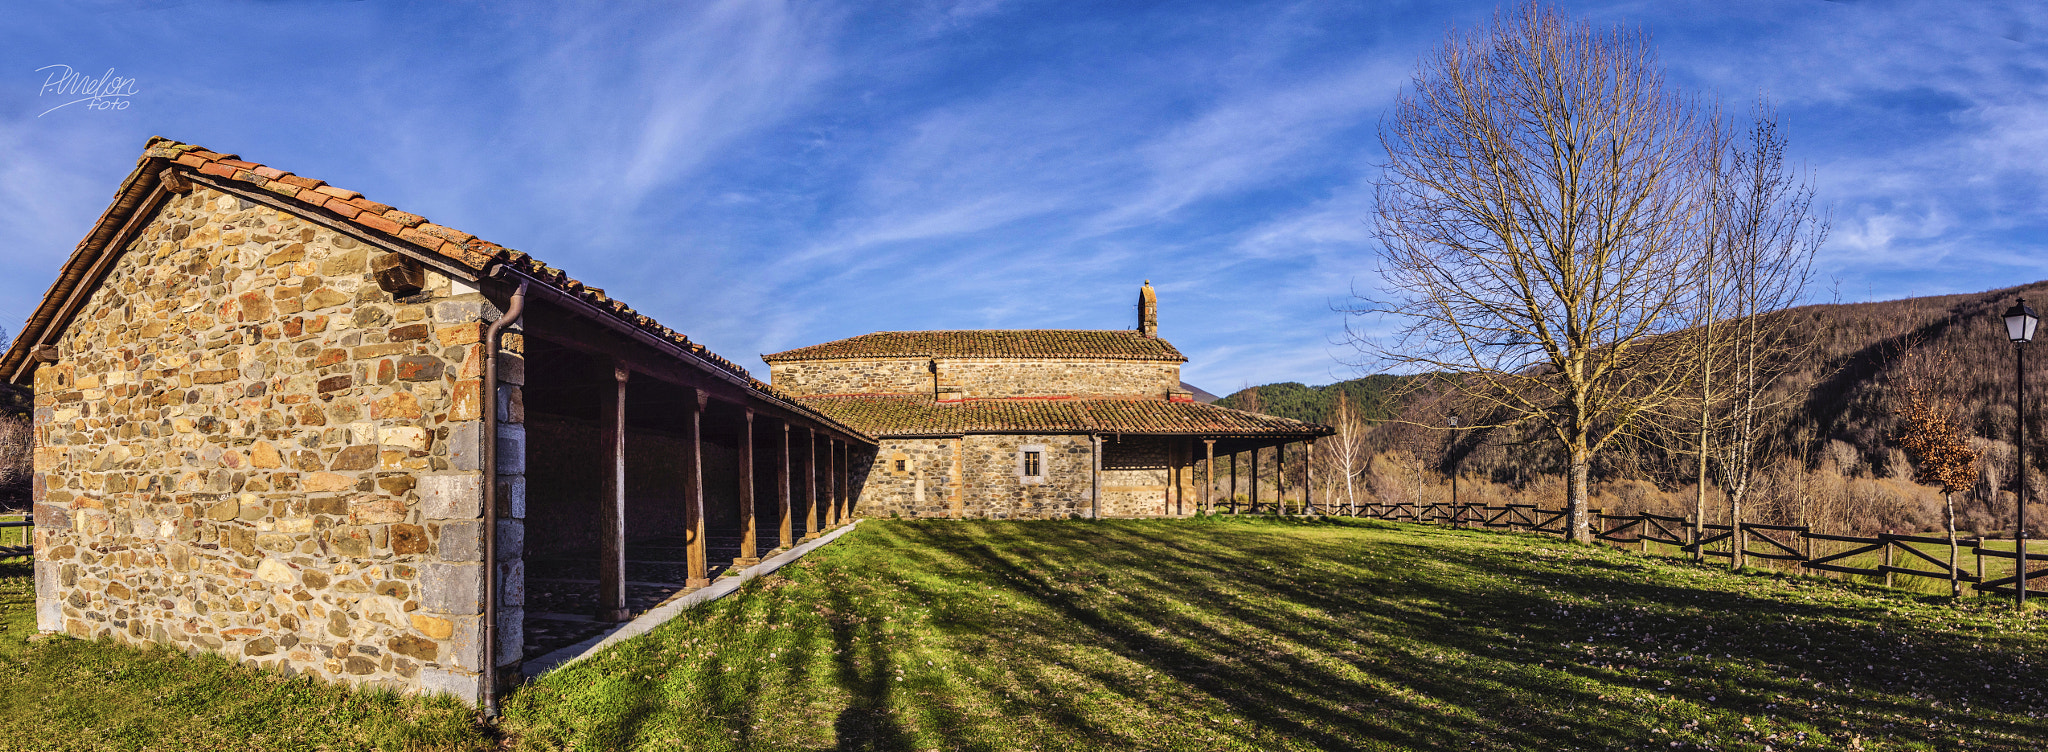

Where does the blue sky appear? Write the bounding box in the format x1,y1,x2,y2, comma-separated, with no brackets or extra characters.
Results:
2,1,2043,393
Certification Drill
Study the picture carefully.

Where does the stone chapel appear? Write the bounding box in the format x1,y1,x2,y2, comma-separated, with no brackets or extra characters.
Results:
765,282,1331,519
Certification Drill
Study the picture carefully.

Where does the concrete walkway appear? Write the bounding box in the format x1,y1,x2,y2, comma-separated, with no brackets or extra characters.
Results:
522,519,865,676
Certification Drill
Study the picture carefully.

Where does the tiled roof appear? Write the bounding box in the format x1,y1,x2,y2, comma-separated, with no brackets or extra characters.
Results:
795,394,1331,438
0,137,870,442
130,139,759,383
763,330,1187,363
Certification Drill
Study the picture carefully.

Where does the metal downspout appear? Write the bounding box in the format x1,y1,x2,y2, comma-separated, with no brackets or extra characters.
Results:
482,276,529,718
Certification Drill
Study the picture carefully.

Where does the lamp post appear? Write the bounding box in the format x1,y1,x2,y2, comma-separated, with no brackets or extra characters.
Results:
2006,298,2038,608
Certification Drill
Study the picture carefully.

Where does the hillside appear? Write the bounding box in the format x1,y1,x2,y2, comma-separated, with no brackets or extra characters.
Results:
1221,280,2048,532
1212,374,1412,424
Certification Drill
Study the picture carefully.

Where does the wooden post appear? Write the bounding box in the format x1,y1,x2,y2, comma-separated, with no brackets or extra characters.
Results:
1202,440,1215,516
1277,443,1289,515
777,421,793,549
801,428,819,540
1304,439,1316,516
1883,538,1894,589
1090,434,1102,519
1250,449,1261,514
1734,519,1747,570
685,389,710,589
1229,452,1239,514
598,364,630,621
1976,537,1986,585
735,408,759,567
835,439,849,527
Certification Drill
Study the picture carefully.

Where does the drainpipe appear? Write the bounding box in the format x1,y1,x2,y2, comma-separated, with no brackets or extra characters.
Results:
481,275,529,719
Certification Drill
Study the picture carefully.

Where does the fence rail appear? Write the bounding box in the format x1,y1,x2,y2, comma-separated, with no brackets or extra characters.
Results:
0,516,30,560
1351,501,2047,599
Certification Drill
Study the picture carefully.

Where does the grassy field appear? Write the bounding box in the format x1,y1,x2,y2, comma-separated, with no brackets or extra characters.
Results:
9,517,2048,750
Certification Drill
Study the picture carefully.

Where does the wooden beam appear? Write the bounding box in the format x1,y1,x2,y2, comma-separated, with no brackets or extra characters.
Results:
735,408,759,566
685,389,710,588
598,364,630,622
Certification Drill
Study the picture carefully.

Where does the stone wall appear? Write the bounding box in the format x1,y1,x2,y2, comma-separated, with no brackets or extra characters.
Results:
855,435,1096,519
1100,435,1172,517
770,357,1181,399
935,359,1180,399
767,358,929,397
30,187,496,699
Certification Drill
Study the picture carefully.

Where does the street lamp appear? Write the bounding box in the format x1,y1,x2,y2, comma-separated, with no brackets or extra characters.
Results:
2006,298,2038,607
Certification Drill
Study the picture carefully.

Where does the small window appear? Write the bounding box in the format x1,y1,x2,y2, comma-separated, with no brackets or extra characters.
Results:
1018,444,1048,484
895,459,907,472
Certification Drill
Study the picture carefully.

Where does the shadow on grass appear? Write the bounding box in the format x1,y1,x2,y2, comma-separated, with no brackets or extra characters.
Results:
509,518,2048,751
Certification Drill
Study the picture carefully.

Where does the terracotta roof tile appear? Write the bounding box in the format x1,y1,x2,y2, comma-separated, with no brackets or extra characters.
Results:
796,394,1330,438
764,329,1186,363
0,136,866,440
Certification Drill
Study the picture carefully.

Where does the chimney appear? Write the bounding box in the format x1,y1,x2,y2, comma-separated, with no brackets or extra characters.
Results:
1138,280,1157,338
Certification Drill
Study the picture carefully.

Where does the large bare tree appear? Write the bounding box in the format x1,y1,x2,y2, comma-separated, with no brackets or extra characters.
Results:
1355,5,1715,542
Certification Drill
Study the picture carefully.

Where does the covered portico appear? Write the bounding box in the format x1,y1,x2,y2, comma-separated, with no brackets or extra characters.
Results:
493,282,872,665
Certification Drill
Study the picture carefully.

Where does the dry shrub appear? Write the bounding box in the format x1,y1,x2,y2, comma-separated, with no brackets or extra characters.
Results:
0,414,29,511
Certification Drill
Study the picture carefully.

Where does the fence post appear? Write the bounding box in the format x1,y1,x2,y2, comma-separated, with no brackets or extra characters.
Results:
1640,514,1650,554
1883,538,1894,589
1976,537,1986,585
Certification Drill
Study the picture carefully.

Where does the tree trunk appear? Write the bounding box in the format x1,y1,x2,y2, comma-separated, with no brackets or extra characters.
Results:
1947,491,1961,598
1568,446,1592,543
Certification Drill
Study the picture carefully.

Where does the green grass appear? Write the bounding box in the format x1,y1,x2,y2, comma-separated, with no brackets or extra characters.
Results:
501,518,2048,751
0,560,492,752
9,518,2048,750
0,514,24,549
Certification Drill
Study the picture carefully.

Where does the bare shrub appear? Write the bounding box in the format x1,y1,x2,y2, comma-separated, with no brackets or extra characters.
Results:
0,414,30,511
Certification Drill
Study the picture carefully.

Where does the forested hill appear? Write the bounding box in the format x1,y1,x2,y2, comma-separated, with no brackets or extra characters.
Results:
1213,278,2048,489
1212,374,1412,425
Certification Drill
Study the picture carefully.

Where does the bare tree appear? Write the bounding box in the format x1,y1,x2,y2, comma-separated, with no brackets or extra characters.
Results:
1355,4,1715,542
1318,391,1371,514
1691,101,1827,566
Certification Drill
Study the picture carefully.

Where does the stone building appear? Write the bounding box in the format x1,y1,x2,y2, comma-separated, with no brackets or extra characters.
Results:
765,283,1332,518
2,138,874,705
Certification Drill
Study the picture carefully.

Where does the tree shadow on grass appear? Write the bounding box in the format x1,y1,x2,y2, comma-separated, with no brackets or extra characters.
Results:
515,518,2048,751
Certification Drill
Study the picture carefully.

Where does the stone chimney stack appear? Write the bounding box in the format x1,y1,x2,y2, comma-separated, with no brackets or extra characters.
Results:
1138,280,1157,338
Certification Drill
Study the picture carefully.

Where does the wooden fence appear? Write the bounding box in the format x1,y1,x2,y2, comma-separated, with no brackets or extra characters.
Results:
0,515,29,561
1348,501,2048,599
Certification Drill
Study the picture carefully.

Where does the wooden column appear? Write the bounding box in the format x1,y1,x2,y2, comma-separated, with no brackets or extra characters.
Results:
826,439,841,528
735,409,759,566
1277,443,1289,515
777,421,793,549
1202,440,1215,516
1229,452,1238,514
802,427,819,540
685,389,710,588
838,440,853,524
1304,439,1316,516
1250,449,1261,514
1090,434,1102,519
598,364,630,622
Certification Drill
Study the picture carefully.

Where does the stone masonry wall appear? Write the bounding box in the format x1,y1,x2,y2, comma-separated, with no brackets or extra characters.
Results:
768,358,930,397
855,435,1094,519
1100,435,1171,517
771,357,1180,400
935,359,1180,399
30,188,496,699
